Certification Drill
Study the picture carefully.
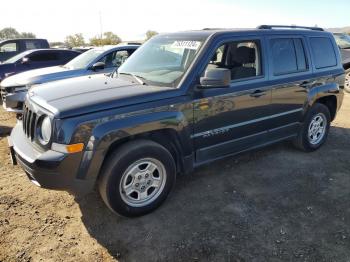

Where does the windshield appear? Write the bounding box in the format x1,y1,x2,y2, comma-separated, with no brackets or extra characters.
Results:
334,34,350,49
118,36,205,87
3,50,31,64
65,49,105,69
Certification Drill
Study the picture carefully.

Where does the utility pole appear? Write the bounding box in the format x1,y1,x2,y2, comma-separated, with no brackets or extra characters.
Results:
99,11,103,46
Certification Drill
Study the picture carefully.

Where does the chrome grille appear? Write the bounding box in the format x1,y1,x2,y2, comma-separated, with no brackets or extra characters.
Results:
0,84,6,104
22,104,39,141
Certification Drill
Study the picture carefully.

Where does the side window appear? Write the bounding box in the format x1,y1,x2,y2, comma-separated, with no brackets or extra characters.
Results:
113,50,130,67
29,52,59,62
25,40,42,50
310,37,337,69
98,50,132,68
98,52,114,68
205,40,262,81
270,38,307,75
0,42,18,53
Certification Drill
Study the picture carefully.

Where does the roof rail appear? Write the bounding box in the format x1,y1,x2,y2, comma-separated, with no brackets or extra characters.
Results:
257,25,324,31
125,42,142,45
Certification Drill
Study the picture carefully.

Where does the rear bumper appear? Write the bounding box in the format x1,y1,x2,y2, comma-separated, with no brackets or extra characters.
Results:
10,123,96,196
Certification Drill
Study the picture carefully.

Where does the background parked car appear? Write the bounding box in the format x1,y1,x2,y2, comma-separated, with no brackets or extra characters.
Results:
0,38,49,62
1,44,139,113
333,33,350,92
0,48,80,82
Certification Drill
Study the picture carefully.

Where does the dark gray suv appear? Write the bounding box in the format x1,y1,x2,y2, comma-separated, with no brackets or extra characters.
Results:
9,25,345,217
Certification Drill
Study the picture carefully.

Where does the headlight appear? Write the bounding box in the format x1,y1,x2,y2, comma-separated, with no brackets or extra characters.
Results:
39,116,52,144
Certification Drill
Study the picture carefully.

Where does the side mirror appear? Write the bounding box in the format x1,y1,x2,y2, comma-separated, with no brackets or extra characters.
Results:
21,57,29,64
91,62,105,71
199,68,231,88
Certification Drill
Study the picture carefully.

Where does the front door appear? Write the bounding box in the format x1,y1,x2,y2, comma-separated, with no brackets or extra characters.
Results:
193,37,272,163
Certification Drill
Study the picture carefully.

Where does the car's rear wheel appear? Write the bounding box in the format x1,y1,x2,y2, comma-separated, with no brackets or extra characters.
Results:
344,69,350,93
293,103,331,152
98,139,176,217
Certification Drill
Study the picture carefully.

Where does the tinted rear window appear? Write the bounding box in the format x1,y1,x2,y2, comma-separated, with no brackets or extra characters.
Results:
270,38,307,75
60,51,80,62
310,37,337,69
29,52,59,61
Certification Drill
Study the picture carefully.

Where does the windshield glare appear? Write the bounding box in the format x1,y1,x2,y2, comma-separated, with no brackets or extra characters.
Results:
65,49,104,69
334,34,350,49
3,51,31,64
118,36,204,87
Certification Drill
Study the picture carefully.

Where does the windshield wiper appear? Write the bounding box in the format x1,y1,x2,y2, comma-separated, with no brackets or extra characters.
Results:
119,72,147,85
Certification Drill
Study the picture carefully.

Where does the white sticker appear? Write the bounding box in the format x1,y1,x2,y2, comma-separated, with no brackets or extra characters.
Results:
171,41,201,50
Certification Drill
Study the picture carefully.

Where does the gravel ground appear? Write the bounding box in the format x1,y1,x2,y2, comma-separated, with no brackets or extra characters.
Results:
0,94,350,262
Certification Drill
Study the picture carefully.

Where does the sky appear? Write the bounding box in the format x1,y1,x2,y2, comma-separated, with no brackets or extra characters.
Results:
0,0,349,42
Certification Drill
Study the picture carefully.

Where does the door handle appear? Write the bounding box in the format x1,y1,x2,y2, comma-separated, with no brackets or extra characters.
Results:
250,89,266,98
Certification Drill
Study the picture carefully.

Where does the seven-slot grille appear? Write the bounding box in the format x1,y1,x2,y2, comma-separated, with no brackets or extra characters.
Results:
22,104,40,140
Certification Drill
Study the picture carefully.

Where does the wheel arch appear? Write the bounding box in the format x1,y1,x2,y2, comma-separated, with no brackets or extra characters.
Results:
101,128,190,176
312,95,337,121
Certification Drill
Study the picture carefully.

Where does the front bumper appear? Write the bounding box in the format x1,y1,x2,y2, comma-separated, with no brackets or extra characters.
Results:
2,90,26,113
9,122,96,195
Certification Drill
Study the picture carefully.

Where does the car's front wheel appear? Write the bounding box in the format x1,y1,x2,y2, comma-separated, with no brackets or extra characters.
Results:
98,139,176,217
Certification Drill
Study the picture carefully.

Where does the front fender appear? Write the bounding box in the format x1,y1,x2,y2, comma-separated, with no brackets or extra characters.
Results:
76,110,193,181
91,110,192,152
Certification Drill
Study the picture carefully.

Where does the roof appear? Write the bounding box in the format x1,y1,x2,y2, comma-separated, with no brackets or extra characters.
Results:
0,38,47,43
24,48,80,53
91,44,140,51
159,26,333,39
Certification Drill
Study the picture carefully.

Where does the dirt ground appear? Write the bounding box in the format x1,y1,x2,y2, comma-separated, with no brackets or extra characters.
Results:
0,94,350,262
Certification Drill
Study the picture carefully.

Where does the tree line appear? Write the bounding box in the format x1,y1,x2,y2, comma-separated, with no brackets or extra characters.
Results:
63,30,158,48
0,27,158,47
0,27,36,40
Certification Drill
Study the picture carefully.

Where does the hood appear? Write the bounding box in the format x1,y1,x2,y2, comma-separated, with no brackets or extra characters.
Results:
0,66,79,87
29,74,177,118
0,63,15,81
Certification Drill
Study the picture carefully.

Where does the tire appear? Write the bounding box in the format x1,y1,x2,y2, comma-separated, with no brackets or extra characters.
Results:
98,139,176,217
344,69,350,93
293,103,331,152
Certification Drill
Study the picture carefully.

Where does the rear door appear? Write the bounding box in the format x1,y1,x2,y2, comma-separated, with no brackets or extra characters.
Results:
193,36,272,163
266,35,312,140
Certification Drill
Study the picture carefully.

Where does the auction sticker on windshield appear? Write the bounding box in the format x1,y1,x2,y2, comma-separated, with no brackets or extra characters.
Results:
171,41,201,50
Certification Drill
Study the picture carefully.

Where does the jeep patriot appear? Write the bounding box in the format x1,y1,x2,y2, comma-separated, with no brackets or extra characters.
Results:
9,25,345,216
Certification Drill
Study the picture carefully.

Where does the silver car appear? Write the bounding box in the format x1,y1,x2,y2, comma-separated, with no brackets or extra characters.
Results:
1,44,139,113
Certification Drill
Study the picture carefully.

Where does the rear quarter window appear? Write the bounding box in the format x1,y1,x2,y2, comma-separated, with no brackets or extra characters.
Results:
310,37,337,69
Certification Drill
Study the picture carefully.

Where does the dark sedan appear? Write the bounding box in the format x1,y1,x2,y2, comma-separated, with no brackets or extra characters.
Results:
0,49,80,82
